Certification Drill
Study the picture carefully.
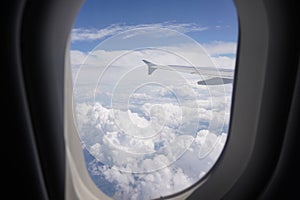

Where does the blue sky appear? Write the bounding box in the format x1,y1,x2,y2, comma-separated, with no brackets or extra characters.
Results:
71,0,238,52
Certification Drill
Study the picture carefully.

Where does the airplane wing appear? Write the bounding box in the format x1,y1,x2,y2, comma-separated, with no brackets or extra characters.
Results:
142,59,234,85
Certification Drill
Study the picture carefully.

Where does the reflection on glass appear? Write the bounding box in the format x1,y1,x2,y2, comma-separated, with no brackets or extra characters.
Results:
71,1,237,199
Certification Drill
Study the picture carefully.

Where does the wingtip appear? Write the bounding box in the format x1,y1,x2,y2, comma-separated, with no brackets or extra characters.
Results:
143,60,157,75
142,59,151,65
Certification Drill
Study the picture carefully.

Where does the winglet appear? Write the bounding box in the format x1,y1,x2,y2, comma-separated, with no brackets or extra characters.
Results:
142,60,157,75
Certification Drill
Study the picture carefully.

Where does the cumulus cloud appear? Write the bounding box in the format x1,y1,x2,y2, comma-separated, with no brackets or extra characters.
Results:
74,77,232,199
71,26,235,199
94,164,194,199
71,22,208,42
83,110,228,199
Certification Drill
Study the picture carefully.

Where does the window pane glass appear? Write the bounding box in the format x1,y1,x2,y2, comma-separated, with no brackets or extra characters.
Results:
70,0,238,199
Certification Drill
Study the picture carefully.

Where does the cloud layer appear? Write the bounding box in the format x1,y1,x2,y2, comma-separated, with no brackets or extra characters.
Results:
74,72,232,198
71,42,236,73
72,22,208,42
76,92,230,199
71,26,235,199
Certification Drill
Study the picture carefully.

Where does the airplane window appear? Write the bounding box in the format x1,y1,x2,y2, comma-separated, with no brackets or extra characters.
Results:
70,0,238,199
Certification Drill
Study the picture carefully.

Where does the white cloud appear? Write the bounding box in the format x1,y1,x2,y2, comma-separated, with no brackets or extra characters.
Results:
71,24,124,42
211,55,236,69
71,22,208,42
85,123,228,199
70,42,236,108
70,43,236,69
74,74,232,198
71,30,235,198
202,41,237,55
70,50,87,66
91,163,194,199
